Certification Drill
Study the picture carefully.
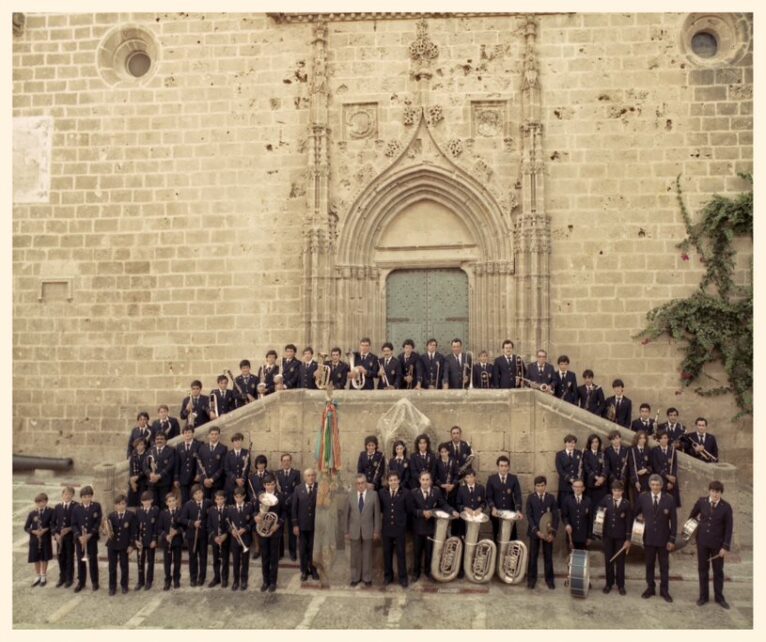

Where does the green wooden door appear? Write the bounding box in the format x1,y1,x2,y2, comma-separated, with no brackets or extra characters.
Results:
386,269,469,353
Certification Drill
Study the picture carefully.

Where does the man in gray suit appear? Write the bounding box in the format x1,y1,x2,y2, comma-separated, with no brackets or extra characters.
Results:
343,474,381,586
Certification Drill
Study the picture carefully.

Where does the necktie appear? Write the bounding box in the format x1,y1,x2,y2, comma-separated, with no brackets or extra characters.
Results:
507,357,511,366
614,499,618,511
653,496,659,510
358,493,364,512
423,491,428,501
309,485,314,494
469,486,474,494
568,451,573,460
538,494,544,503
712,501,718,510
576,497,580,505
501,476,506,485
186,444,190,452
238,505,242,514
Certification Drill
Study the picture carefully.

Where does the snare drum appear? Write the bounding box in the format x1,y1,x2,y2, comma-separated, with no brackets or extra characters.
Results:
630,518,645,547
677,517,699,550
592,507,606,539
567,549,590,599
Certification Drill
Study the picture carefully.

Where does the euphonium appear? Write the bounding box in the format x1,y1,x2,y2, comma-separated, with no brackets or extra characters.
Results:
462,510,497,583
314,353,331,390
430,510,463,582
346,351,365,390
496,510,527,584
255,492,280,537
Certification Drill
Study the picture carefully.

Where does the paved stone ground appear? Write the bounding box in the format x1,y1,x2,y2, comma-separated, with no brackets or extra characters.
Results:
12,475,753,629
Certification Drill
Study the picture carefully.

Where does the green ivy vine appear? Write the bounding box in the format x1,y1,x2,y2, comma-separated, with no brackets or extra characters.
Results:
635,174,753,417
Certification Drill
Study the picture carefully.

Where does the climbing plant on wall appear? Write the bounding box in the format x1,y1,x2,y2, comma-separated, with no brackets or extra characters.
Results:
636,174,753,417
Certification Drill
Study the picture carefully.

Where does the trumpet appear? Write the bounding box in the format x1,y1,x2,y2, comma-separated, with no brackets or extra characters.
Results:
519,377,551,393
227,517,249,552
315,353,332,390
431,358,441,389
79,514,90,563
346,351,365,390
378,357,392,389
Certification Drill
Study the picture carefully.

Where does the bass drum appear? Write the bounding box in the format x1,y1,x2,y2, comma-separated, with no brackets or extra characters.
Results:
567,549,590,599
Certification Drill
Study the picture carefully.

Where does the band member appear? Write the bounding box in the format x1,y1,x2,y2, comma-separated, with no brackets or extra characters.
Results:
629,430,653,501
604,430,630,490
52,486,77,588
292,468,320,581
328,347,350,390
226,487,253,591
210,374,236,418
126,411,152,458
224,432,250,504
631,403,657,433
180,380,211,429
583,433,608,508
198,426,228,500
258,350,280,395
635,474,677,602
234,359,258,406
207,490,230,588
650,431,681,507
446,425,473,478
134,490,159,591
72,486,101,592
387,440,410,489
158,492,184,590
256,474,285,592
552,355,578,403
456,468,486,550
174,425,201,504
409,471,457,582
398,339,420,390
298,346,318,390
434,443,460,518
420,338,445,390
525,476,559,589
409,433,436,489
603,379,632,428
25,492,54,587
473,350,494,388
276,453,301,560
145,432,176,509
357,435,385,491
493,339,525,388
150,405,180,444
379,472,410,587
657,407,686,447
105,494,137,596
351,338,378,391
555,434,582,508
561,479,592,550
249,454,270,499
343,474,381,587
377,342,401,389
180,484,212,587
599,480,632,595
442,338,469,389
527,349,555,391
683,417,719,463
689,480,733,609
577,370,605,416
127,438,148,507
487,455,524,543
276,344,301,390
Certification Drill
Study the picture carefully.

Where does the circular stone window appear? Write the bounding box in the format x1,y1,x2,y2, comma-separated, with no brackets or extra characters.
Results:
680,14,750,66
96,25,160,86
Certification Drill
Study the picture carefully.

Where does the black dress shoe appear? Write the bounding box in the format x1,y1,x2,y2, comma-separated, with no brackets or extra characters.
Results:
56,579,65,588
697,597,709,606
109,588,116,596
290,554,297,561
189,579,197,587
144,583,152,591
240,583,247,591
364,581,372,587
350,581,359,587
527,582,536,590
221,580,228,588
252,551,261,559
300,573,308,581
602,585,612,594
661,592,673,603
74,584,84,593
311,571,320,581
546,581,555,590
261,583,269,592
40,577,48,587
716,599,730,610
411,574,420,583
642,588,655,599
268,584,276,592
134,583,143,591
231,582,239,591
173,580,180,589
618,587,626,596
121,587,129,594
91,584,98,591
163,581,171,591
384,578,393,586
64,581,73,588
208,579,220,588
399,580,408,588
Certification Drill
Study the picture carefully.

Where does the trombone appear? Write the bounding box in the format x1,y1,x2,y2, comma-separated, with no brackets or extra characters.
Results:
681,432,719,462
519,377,551,393
378,357,393,390
210,390,219,418
185,389,196,429
463,351,474,389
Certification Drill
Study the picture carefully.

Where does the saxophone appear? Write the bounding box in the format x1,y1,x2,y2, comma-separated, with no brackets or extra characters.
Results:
462,510,497,583
430,510,462,582
496,510,528,585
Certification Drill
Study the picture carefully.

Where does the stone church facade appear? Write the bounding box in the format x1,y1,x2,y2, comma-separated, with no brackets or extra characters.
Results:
12,12,753,471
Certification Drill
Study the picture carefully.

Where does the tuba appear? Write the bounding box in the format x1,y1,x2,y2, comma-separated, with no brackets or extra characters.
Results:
255,492,280,537
462,510,497,583
496,510,527,584
430,510,463,582
314,353,332,390
346,351,365,390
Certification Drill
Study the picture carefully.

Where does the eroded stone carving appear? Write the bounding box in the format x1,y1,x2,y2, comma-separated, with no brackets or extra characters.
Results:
384,140,402,158
472,100,507,137
447,138,463,157
343,103,378,140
